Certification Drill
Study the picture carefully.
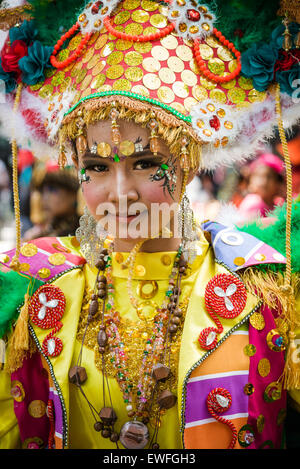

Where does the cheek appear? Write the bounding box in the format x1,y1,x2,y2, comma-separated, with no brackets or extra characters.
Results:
81,179,107,217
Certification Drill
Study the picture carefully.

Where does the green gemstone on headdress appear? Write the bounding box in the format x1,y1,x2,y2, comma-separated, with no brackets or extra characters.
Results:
161,164,169,170
80,168,85,174
114,154,120,162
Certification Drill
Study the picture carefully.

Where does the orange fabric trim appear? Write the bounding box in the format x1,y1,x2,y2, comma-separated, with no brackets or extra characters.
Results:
190,333,249,378
184,417,248,449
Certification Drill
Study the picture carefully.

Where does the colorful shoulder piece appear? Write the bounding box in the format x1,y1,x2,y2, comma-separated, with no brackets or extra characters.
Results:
0,236,86,282
202,221,286,272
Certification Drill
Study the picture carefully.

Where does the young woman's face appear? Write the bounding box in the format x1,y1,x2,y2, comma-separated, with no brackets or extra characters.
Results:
74,120,185,242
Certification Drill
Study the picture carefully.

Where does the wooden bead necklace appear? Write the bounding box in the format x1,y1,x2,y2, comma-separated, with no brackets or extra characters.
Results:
69,243,189,449
193,28,241,83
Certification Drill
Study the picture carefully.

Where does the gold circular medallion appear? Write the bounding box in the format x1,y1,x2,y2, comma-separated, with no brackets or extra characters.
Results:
21,244,38,257
160,34,178,50
114,10,131,24
157,86,175,104
143,57,161,73
266,329,287,352
120,140,135,156
152,45,169,61
11,380,25,402
143,73,161,90
132,10,149,23
243,383,255,396
167,56,184,73
176,45,193,61
228,87,246,104
125,66,143,82
264,381,282,402
200,75,217,90
68,34,82,50
80,74,93,91
75,68,87,85
125,51,143,67
48,253,66,266
250,312,265,331
113,79,131,91
134,41,152,53
220,76,236,90
131,84,150,96
107,50,124,65
158,67,176,84
181,70,197,87
238,76,254,90
0,254,9,263
136,300,158,321
161,254,172,266
256,414,265,433
141,0,158,11
91,74,106,90
116,39,133,51
38,268,51,279
173,81,189,98
94,34,108,50
97,142,112,158
244,344,256,357
217,46,234,61
184,97,198,111
28,400,46,419
135,264,146,277
101,42,115,58
233,256,245,266
205,35,220,48
106,64,124,79
150,13,167,28
258,358,271,377
115,252,124,264
125,23,143,35
171,102,186,115
137,280,159,299
19,263,30,272
192,85,208,102
209,89,227,103
248,89,267,103
39,84,54,99
82,47,94,64
208,58,225,76
123,0,141,10
199,44,213,59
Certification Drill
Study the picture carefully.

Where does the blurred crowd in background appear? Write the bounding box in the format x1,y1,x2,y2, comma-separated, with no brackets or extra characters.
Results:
0,124,299,253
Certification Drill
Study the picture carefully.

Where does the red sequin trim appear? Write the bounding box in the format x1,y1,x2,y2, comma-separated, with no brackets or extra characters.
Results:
206,387,237,449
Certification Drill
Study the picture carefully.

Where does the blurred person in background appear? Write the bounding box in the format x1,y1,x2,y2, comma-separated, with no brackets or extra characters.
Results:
238,153,285,221
23,160,80,241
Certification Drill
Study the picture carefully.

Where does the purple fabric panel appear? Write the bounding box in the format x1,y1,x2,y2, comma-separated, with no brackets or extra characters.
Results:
49,388,63,436
247,304,286,449
185,372,249,424
11,352,50,447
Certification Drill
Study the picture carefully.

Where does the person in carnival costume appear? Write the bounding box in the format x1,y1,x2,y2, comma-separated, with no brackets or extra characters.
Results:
0,0,299,450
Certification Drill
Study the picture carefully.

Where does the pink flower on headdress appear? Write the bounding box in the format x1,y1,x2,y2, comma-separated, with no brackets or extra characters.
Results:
1,40,28,78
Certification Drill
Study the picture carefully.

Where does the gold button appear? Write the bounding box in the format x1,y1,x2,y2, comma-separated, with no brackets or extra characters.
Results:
115,252,124,264
137,280,158,299
20,243,38,257
161,254,171,266
28,400,46,418
38,268,51,279
234,256,245,266
135,265,146,277
48,253,66,266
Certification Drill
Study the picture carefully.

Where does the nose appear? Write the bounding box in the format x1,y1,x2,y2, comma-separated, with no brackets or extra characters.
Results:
107,163,139,206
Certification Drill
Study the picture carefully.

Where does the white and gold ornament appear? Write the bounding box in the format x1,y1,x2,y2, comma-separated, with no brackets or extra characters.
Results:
190,100,240,148
167,1,216,41
78,0,119,35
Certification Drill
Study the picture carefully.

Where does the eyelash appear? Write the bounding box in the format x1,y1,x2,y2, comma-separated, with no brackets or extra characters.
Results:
83,159,161,173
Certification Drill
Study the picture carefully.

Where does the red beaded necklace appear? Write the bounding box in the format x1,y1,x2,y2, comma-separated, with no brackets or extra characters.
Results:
50,22,92,69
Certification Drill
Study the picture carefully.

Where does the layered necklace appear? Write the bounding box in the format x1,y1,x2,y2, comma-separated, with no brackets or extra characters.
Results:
70,242,189,449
